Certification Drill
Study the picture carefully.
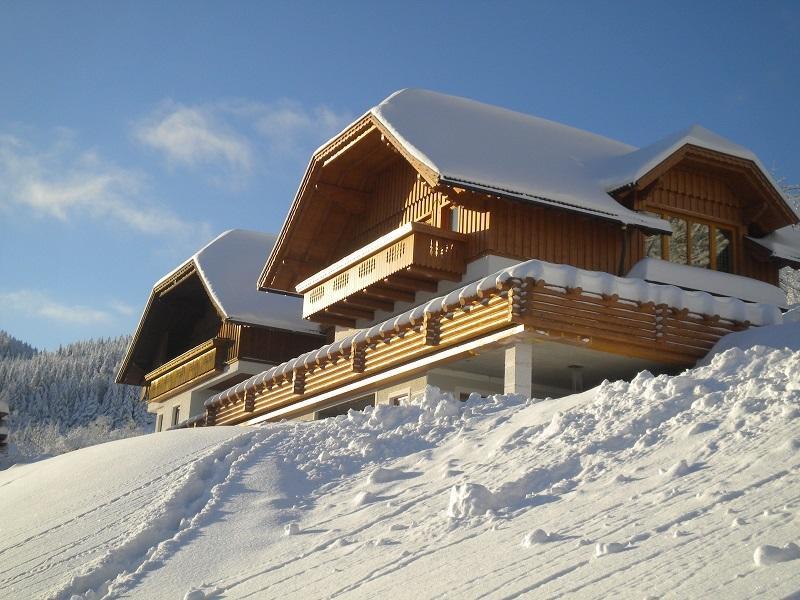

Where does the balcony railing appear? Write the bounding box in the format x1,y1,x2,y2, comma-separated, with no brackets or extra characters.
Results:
297,222,467,325
146,337,231,401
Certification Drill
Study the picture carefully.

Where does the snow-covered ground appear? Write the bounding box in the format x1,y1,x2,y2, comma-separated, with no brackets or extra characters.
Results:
1,330,799,599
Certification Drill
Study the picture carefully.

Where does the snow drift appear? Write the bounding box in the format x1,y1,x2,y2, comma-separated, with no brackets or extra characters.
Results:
1,338,799,598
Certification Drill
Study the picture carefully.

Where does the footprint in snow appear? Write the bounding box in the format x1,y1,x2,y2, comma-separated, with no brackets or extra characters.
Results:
595,542,628,557
754,542,800,566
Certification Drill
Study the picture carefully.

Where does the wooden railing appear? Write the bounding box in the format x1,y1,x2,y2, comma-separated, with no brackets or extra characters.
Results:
300,222,467,320
146,337,230,401
205,273,753,427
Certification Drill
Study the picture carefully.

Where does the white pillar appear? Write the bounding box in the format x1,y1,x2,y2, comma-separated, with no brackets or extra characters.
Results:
504,342,533,398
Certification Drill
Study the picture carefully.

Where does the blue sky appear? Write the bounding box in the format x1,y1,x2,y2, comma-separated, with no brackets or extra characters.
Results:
1,1,798,350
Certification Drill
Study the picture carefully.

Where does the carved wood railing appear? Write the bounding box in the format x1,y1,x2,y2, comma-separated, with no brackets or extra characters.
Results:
146,337,231,401
299,222,467,320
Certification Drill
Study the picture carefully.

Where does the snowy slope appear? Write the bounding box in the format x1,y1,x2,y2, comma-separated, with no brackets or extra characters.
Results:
1,339,799,599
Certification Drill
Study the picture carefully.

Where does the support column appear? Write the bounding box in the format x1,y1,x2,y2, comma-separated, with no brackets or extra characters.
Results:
504,342,533,398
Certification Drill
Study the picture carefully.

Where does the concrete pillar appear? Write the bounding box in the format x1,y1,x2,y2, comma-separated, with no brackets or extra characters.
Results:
569,365,584,393
504,342,533,398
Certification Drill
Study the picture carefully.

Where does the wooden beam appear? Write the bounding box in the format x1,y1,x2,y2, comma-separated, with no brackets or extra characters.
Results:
310,313,356,328
325,305,374,320
383,274,438,293
404,265,462,283
366,285,416,303
343,295,394,312
314,182,369,214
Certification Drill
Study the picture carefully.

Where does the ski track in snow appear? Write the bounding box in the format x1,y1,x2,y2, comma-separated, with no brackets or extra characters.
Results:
1,343,799,598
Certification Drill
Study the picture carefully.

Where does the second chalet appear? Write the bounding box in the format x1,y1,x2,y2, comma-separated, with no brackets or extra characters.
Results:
182,89,798,427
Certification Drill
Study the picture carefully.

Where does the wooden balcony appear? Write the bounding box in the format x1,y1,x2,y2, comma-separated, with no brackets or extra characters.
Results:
145,337,231,402
297,222,467,326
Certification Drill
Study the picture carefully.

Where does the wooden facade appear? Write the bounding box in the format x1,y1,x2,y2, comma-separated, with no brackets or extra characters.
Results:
281,145,792,328
118,257,326,410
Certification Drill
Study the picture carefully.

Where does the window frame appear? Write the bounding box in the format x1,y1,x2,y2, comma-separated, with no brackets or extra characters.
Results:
643,210,738,273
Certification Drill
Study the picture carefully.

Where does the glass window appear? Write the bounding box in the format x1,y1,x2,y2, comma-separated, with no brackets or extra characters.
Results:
715,228,733,273
641,210,735,274
668,217,688,264
171,406,180,427
156,414,163,432
690,223,710,268
644,232,661,259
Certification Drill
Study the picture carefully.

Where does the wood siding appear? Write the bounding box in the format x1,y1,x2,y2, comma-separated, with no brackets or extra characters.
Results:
344,161,449,257
485,201,637,274
218,321,325,365
641,168,743,226
638,167,780,285
146,323,325,404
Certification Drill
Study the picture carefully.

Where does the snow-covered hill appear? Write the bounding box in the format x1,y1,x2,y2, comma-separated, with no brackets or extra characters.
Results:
1,331,798,599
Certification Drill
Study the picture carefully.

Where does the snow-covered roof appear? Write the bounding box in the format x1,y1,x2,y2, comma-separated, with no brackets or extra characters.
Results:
155,229,318,334
597,125,792,206
369,90,797,236
748,226,800,265
627,258,788,307
371,89,670,233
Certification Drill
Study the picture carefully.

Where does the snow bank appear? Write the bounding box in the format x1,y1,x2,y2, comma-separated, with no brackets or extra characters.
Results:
2,344,799,598
701,321,800,364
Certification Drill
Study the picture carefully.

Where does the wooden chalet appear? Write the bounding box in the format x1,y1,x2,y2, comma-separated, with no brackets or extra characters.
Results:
116,229,325,431
184,90,799,428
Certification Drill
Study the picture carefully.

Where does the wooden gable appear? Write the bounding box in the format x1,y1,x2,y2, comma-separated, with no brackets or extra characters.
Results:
259,115,450,294
118,266,223,385
617,144,797,236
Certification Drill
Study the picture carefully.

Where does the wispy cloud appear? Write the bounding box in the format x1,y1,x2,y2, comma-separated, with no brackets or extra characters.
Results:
243,99,352,155
0,290,113,325
135,102,253,172
0,132,210,239
134,99,353,183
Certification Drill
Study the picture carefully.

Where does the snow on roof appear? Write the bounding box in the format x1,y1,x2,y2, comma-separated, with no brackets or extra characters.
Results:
157,229,319,334
627,258,788,307
748,226,800,265
370,90,794,234
596,124,791,203
371,89,670,233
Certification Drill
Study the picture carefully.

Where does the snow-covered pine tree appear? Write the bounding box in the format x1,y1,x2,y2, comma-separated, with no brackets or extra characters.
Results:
0,334,153,462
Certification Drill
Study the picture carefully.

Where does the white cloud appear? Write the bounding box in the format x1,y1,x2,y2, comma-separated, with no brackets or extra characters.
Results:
109,300,136,317
248,101,352,154
134,99,353,179
0,132,210,239
0,290,113,325
135,103,253,172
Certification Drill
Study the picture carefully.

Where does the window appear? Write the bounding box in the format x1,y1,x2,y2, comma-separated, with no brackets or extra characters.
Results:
171,406,181,427
156,414,163,432
315,394,375,419
643,210,735,273
715,228,733,273
388,391,409,406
